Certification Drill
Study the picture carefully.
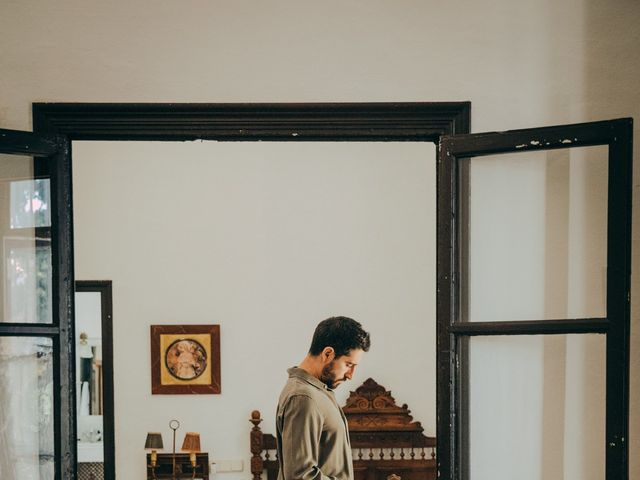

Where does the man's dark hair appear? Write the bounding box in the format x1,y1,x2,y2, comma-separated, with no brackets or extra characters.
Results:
308,316,371,357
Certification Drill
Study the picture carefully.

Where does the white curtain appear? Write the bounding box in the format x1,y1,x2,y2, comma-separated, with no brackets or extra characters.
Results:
0,337,54,480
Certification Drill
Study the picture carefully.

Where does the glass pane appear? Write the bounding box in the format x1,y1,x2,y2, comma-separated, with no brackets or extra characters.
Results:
466,334,605,480
0,337,55,479
459,146,608,322
10,179,51,229
75,291,105,467
0,154,53,323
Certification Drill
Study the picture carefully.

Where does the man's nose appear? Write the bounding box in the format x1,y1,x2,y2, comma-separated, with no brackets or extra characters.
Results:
345,368,354,379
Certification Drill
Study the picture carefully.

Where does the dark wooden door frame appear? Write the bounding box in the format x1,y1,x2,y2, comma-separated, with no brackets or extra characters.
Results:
32,102,470,142
33,101,471,479
75,280,115,480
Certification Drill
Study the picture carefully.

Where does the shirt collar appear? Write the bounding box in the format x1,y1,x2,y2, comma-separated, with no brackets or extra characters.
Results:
287,366,329,391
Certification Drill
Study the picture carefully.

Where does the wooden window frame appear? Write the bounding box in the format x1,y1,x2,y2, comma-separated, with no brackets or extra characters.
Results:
0,128,74,479
438,119,633,480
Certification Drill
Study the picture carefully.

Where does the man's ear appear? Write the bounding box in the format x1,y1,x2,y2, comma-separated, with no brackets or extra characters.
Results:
321,347,335,363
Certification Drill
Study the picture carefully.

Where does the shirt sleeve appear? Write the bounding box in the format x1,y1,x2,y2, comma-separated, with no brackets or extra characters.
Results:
279,395,335,480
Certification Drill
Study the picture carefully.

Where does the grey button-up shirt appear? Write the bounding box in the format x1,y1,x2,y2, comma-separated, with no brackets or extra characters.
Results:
276,367,353,480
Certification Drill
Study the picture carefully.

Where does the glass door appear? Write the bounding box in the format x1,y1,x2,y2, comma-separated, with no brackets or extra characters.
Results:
437,119,632,480
0,129,74,479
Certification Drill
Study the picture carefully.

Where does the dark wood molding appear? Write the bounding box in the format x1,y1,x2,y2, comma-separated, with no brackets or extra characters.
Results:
75,280,115,480
32,102,470,141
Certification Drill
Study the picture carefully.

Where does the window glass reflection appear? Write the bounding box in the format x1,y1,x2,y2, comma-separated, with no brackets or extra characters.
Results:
10,179,51,229
4,238,52,323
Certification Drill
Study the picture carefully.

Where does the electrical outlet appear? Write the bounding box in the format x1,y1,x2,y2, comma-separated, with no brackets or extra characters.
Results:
214,460,232,472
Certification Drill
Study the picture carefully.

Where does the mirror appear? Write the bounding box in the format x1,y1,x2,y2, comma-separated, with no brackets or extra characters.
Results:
74,281,114,480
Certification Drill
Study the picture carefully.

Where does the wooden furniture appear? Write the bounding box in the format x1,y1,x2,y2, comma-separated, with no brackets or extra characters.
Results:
146,452,209,479
250,413,279,480
250,378,436,480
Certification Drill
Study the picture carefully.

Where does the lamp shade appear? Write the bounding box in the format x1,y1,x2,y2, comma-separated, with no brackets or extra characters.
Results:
144,432,164,450
181,432,201,452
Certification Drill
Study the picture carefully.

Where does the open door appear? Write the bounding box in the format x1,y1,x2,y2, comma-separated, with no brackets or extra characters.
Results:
437,118,632,480
0,129,75,479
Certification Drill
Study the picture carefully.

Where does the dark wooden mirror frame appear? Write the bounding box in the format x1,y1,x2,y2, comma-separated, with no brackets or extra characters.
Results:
33,101,471,479
75,280,115,480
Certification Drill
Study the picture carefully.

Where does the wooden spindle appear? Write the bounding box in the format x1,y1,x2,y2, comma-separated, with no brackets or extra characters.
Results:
250,411,265,480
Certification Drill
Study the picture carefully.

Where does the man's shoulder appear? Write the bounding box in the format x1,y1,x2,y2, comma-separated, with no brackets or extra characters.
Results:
279,375,318,398
279,376,326,408
277,383,324,422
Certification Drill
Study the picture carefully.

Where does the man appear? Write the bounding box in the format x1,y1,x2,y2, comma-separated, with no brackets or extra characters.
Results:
276,316,371,480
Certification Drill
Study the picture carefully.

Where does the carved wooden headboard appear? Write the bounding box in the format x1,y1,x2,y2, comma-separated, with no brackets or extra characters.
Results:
250,378,436,480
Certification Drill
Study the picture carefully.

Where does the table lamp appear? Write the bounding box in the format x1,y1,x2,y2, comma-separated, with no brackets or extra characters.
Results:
145,432,164,478
181,432,201,478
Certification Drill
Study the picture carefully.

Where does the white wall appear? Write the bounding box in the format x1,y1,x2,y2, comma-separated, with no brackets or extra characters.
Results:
2,0,639,478
72,140,436,478
466,145,608,479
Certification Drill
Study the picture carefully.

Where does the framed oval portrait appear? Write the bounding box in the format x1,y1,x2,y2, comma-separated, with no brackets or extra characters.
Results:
150,324,221,394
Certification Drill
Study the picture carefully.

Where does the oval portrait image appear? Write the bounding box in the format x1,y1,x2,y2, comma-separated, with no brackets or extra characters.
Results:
164,338,208,380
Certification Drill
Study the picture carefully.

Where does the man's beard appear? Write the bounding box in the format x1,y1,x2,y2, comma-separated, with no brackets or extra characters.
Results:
320,361,344,389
